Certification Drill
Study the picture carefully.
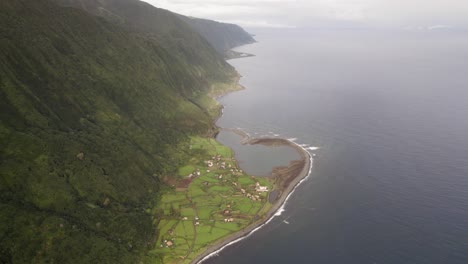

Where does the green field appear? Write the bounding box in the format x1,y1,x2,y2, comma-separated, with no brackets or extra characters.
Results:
151,137,273,263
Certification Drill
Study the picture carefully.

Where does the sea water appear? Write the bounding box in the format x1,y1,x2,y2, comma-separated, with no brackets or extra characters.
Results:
207,29,468,264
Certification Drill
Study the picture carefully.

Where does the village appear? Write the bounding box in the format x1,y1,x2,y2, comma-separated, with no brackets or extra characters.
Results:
153,137,273,263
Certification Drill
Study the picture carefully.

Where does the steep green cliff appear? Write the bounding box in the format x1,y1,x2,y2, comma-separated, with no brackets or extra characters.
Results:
54,0,256,56
180,16,256,55
0,0,249,263
53,0,231,70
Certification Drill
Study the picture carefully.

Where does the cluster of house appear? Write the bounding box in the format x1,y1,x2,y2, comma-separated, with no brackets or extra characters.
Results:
236,182,269,201
187,155,247,184
245,192,261,201
203,155,245,174
223,205,235,222
205,155,222,167
230,168,243,174
255,182,269,192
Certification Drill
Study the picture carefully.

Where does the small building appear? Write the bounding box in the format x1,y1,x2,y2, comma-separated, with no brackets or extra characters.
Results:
255,182,268,192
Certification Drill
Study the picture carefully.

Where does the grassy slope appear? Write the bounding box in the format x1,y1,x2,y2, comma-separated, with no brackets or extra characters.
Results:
0,0,240,263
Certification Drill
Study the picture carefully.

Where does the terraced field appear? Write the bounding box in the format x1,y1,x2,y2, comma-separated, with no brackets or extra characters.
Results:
150,137,273,263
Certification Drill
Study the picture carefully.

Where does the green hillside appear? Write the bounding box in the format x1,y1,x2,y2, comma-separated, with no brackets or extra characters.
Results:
55,0,256,56
54,0,231,70
0,0,248,263
180,16,256,55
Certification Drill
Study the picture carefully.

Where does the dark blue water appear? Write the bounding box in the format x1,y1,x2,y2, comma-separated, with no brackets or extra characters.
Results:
208,29,468,264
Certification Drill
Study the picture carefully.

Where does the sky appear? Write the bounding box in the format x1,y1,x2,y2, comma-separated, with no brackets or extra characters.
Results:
143,0,468,30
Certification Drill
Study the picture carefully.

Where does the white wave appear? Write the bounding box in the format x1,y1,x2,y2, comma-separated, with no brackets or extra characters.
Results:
274,207,285,216
273,134,280,137
307,146,320,150
197,136,314,264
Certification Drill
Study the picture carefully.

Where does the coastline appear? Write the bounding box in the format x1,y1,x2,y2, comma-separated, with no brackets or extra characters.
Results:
189,132,312,263
187,46,313,264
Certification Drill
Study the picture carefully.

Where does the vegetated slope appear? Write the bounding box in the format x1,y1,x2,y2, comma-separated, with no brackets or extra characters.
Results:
54,0,230,73
55,0,256,56
0,0,238,263
180,16,256,55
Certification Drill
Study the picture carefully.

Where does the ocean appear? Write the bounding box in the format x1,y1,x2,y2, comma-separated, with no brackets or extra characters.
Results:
206,29,468,264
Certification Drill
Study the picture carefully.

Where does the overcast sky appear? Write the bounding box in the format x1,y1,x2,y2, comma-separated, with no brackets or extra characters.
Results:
143,0,468,30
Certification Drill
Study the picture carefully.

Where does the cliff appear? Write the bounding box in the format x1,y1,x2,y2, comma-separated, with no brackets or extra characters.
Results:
0,0,253,262
180,16,256,55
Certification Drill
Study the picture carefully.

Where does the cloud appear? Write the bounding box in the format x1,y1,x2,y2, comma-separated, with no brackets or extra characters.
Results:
143,0,468,29
428,25,453,30
221,20,297,29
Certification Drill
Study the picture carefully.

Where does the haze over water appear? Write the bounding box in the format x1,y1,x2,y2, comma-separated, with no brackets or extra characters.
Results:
208,29,468,264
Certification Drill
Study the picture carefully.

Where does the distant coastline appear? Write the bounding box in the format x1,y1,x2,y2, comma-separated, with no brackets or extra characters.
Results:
225,50,255,60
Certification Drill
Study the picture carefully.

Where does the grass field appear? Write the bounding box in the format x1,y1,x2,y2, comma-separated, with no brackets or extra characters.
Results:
151,137,273,263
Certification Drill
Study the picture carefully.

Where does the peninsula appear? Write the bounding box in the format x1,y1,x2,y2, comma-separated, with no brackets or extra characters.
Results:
189,133,312,264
